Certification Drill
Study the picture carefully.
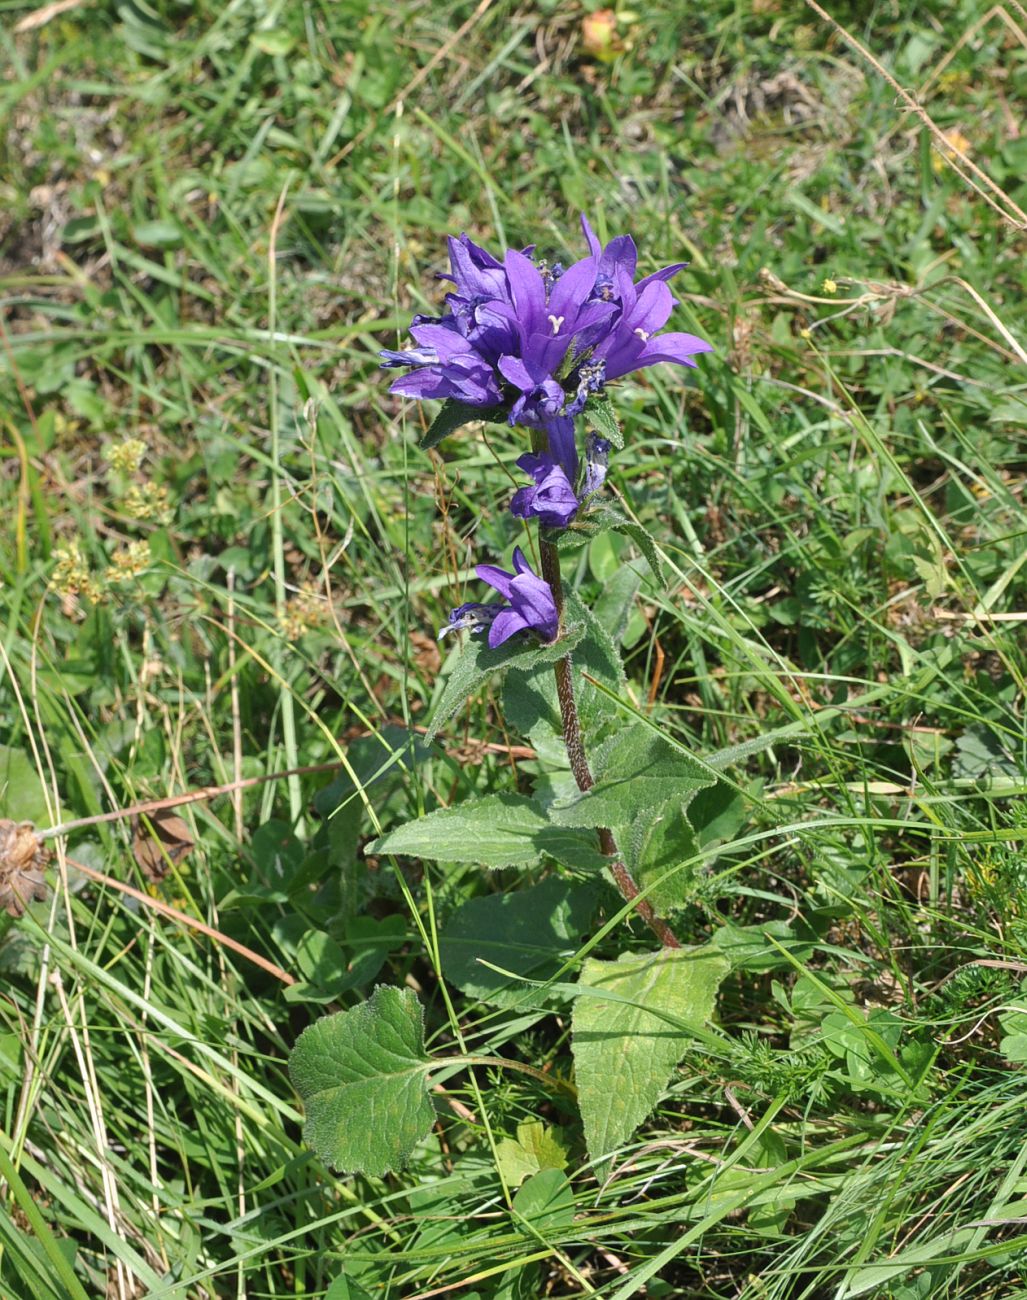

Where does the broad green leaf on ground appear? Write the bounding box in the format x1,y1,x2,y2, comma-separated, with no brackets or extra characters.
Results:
439,875,598,1006
0,745,51,828
628,783,749,914
418,398,502,450
283,916,406,1004
495,1120,569,1187
367,793,607,870
426,623,585,743
572,946,729,1160
289,986,434,1175
550,724,713,830
511,1168,575,1235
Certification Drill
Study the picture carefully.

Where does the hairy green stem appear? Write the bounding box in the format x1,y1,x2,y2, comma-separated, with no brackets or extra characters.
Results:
539,537,681,949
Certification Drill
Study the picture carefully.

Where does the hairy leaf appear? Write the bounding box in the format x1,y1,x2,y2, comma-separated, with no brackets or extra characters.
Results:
440,875,598,1006
582,391,623,448
419,398,502,450
289,986,434,1175
550,724,713,829
629,783,748,913
572,946,729,1159
367,793,608,870
426,623,585,744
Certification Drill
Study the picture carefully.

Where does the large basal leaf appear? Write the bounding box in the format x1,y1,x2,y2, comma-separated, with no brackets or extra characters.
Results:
571,945,729,1159
439,875,598,1006
289,986,434,1176
426,623,585,744
550,724,714,830
418,398,502,450
366,793,607,870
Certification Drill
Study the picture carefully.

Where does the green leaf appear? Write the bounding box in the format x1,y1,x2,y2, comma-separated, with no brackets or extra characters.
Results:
0,745,51,828
607,512,666,585
325,1275,374,1300
439,875,598,1006
629,783,748,914
511,1168,575,1235
502,594,625,756
495,1119,569,1187
418,399,502,451
592,562,644,643
283,916,406,1004
367,793,607,870
583,392,623,448
571,945,729,1159
288,986,434,1175
426,623,585,744
627,802,701,914
711,920,818,972
550,724,714,829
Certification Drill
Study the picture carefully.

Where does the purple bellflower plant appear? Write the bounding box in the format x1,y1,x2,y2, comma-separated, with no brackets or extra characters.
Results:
381,214,711,655
381,215,713,949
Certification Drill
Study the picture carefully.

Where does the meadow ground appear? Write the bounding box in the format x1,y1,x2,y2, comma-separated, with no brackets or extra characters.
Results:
1,0,1027,1296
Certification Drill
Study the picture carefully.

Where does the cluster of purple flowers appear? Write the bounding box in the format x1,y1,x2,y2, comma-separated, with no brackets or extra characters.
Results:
382,216,711,648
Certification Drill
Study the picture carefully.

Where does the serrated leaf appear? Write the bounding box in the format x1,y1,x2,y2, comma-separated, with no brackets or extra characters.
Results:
608,514,666,584
572,946,729,1159
366,793,608,870
495,1120,569,1187
511,1168,575,1235
502,596,624,756
627,802,701,914
440,875,598,1006
426,623,585,744
583,392,623,448
288,986,434,1176
629,783,748,913
550,724,714,829
419,398,502,451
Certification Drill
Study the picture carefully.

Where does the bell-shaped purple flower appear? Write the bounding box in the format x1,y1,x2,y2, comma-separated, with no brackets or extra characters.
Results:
475,547,558,647
438,601,504,639
381,319,502,407
510,452,580,529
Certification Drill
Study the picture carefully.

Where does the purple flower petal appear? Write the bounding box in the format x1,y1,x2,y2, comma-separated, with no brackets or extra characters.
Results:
488,608,529,648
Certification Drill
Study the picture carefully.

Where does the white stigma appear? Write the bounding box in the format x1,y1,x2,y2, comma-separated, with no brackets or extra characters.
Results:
634,327,651,341
548,314,565,334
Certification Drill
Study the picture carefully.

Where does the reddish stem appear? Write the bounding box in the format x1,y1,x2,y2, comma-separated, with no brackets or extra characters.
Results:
539,538,680,949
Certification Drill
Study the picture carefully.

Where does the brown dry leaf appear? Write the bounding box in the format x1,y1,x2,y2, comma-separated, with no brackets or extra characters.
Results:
582,9,623,61
0,819,50,917
132,809,194,881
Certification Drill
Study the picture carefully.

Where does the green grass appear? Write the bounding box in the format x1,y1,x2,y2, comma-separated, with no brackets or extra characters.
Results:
2,0,1027,1295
